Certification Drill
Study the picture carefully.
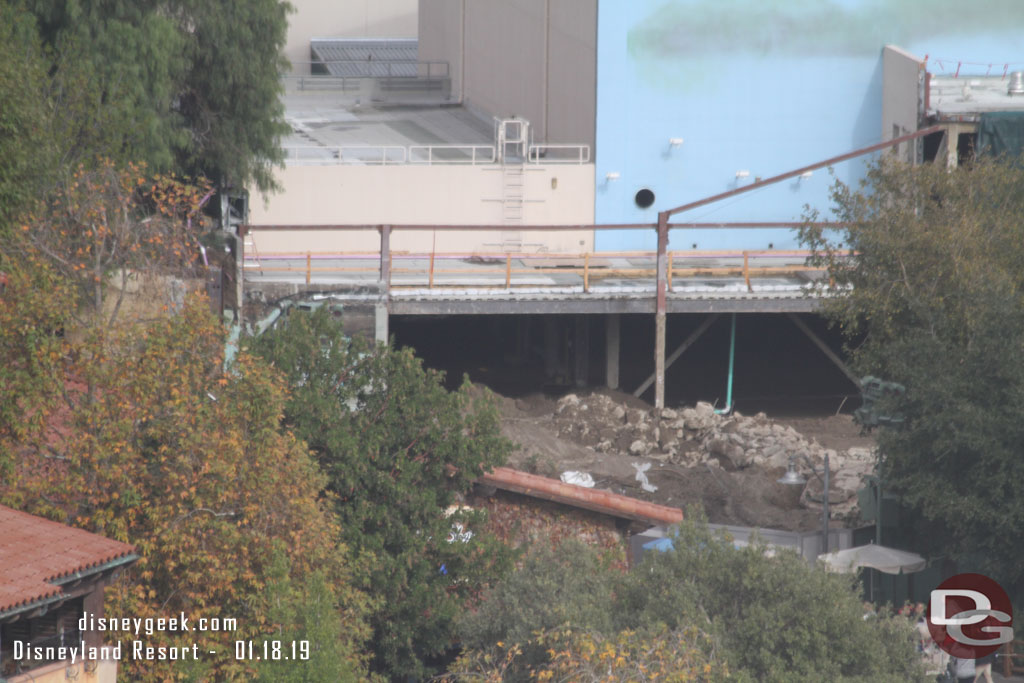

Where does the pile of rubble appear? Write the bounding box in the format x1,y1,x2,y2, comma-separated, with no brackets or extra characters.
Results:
552,394,877,517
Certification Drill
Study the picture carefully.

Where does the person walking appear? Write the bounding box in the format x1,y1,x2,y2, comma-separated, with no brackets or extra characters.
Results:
973,652,995,683
950,656,976,683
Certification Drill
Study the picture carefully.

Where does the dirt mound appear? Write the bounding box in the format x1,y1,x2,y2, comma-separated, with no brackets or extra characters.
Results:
493,388,877,533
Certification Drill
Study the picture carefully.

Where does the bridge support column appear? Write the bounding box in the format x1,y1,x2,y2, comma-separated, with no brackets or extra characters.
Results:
605,314,620,390
377,224,391,345
374,303,388,343
654,212,669,410
574,316,589,387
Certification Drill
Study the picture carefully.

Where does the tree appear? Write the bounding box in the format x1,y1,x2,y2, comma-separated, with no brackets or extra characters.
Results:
5,298,372,680
256,551,380,683
450,627,732,683
0,2,55,239
18,159,210,328
799,157,1024,604
615,516,925,682
250,308,515,679
457,537,619,661
0,252,72,479
454,514,925,682
25,0,290,191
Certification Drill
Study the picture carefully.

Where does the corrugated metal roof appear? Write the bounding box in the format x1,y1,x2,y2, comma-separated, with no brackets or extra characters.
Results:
0,505,136,616
479,467,684,526
311,38,419,78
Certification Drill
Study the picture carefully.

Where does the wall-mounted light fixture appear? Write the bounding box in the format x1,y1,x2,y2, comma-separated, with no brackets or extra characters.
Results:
605,171,621,181
735,170,750,179
668,138,684,147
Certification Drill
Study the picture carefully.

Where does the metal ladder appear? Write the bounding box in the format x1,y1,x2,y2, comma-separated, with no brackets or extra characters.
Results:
495,117,529,238
243,231,263,274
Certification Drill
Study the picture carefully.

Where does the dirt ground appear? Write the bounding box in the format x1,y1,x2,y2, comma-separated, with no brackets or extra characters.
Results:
492,387,875,533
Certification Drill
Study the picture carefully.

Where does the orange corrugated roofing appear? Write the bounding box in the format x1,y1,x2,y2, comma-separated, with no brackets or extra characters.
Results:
479,467,683,527
0,505,136,614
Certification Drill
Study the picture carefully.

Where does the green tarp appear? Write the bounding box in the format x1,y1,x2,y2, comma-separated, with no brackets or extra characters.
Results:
977,111,1024,164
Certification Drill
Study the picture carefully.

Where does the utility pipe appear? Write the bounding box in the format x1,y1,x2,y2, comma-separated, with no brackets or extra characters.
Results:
715,313,736,415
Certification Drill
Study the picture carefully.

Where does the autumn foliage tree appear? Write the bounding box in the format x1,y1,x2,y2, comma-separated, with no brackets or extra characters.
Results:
0,254,72,478
5,298,372,680
250,308,515,679
17,159,211,328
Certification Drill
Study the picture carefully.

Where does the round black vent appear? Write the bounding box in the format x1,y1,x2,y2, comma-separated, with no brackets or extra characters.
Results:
634,188,655,209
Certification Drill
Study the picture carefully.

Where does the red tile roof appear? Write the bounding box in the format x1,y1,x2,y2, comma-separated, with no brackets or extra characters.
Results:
0,505,136,615
479,467,684,527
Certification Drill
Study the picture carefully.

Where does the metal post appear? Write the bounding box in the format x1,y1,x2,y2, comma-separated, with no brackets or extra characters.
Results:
606,314,620,390
654,212,669,411
379,225,391,288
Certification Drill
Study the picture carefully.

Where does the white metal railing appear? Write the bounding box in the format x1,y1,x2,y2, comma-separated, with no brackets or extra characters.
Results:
283,144,593,166
527,144,591,164
408,145,497,165
288,61,450,79
284,146,408,165
282,74,360,92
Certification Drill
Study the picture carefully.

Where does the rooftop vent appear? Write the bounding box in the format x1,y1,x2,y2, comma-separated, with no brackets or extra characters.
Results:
1009,71,1024,96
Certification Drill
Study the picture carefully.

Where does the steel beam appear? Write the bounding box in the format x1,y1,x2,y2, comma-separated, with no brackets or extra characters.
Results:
663,125,946,217
654,212,669,410
386,297,821,316
786,313,860,387
634,314,720,398
606,314,620,390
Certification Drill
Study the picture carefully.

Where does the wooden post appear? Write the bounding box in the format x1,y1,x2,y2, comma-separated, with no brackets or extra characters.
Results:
654,212,669,411
305,252,311,284
743,251,752,292
428,251,435,288
505,254,512,289
583,252,590,292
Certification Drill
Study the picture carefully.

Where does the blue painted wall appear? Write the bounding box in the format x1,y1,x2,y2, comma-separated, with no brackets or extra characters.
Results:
594,0,1024,251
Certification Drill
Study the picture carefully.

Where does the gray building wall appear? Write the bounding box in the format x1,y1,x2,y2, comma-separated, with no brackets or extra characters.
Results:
418,0,596,147
882,45,924,163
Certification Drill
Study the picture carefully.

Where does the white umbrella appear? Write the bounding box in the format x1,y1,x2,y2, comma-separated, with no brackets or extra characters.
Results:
820,544,926,575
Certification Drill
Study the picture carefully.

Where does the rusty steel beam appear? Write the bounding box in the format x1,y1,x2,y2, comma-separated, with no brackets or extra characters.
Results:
663,125,946,217
243,222,657,231
654,211,669,410
244,221,845,232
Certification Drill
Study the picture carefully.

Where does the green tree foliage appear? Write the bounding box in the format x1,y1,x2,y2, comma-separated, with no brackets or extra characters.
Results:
452,626,732,683
457,537,618,657
5,298,372,680
616,518,924,682
24,0,290,190
799,157,1024,602
456,515,924,682
0,252,72,479
0,2,54,237
250,308,515,679
256,551,380,683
